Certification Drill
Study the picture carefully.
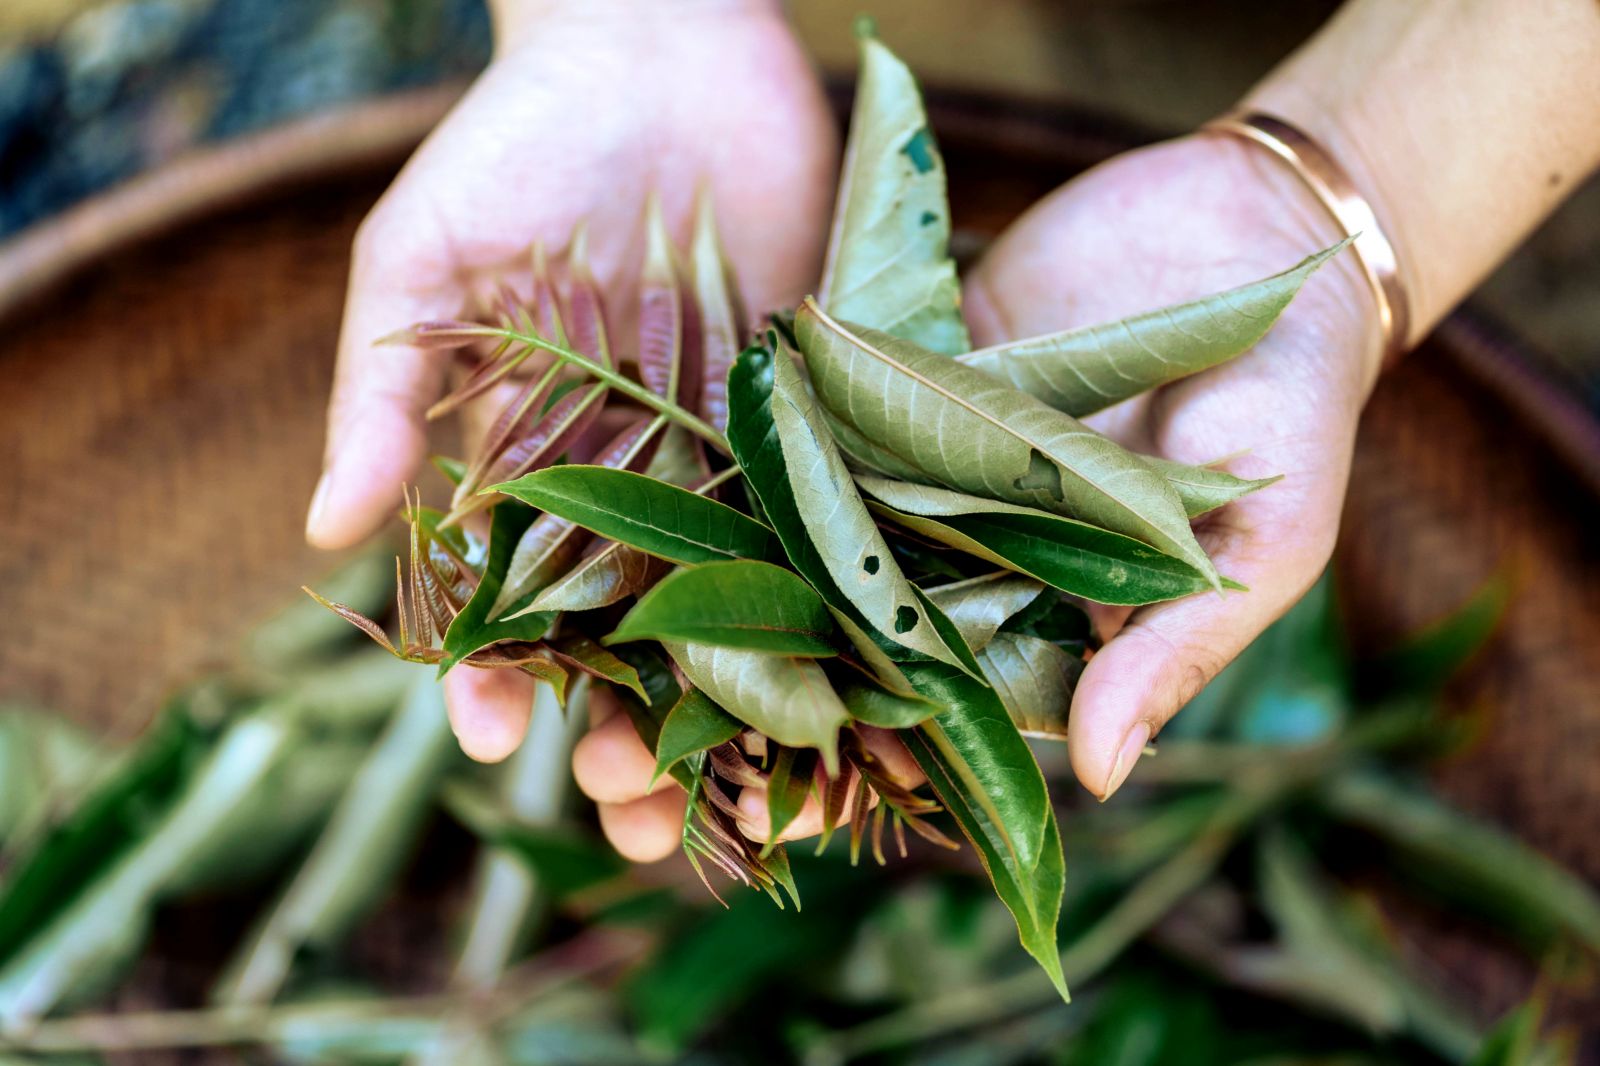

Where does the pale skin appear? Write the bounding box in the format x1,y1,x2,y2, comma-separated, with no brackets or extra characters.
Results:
308,0,1600,862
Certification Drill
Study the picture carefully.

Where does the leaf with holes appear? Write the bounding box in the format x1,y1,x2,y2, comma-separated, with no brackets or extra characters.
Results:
819,29,968,354
769,344,969,668
609,561,838,657
796,302,1217,585
957,241,1349,415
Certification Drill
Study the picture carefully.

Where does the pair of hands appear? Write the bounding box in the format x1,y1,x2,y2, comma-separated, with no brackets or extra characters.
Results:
306,5,1381,862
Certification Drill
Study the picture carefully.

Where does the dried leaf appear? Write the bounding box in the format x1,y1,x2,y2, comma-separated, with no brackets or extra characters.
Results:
957,241,1350,415
795,302,1217,586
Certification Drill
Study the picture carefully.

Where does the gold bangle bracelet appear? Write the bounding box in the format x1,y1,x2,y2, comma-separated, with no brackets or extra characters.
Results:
1203,111,1410,360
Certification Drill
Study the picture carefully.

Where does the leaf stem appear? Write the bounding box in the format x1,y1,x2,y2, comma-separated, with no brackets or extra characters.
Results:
486,326,730,455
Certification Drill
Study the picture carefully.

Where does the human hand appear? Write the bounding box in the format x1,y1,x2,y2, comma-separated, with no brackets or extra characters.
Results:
963,133,1381,801
304,0,840,833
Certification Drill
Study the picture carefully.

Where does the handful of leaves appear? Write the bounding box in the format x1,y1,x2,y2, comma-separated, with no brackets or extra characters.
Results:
311,29,1346,998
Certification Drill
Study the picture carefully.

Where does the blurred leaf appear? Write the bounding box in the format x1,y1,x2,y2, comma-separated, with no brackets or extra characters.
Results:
651,688,743,786
493,466,779,567
819,29,968,355
901,663,1068,1000
214,680,456,1006
770,341,970,669
923,572,1047,653
0,708,100,856
0,703,205,966
860,478,1223,606
609,561,838,656
1321,772,1600,956
627,859,873,1050
0,710,302,1025
958,242,1348,416
1174,573,1346,743
663,642,848,776
493,823,628,901
795,302,1217,586
977,632,1083,740
1363,574,1508,698
1471,995,1575,1066
1254,827,1410,1034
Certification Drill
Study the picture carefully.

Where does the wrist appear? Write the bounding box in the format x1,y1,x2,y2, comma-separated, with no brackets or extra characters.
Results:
491,0,783,53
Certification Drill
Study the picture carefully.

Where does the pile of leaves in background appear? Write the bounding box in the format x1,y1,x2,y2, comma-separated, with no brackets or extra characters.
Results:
305,27,1347,997
0,554,1593,1064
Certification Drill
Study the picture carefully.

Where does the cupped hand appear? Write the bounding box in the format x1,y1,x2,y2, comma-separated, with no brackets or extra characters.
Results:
304,0,840,837
964,133,1382,801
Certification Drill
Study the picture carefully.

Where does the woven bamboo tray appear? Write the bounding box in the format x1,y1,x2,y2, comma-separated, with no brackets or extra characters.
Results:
2,82,1596,1029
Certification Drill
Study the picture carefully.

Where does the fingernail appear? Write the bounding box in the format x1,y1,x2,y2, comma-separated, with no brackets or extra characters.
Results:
1100,721,1151,802
305,470,334,541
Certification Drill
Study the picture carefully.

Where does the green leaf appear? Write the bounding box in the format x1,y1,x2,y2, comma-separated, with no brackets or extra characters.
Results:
440,501,556,669
610,561,838,656
1365,574,1508,698
795,303,1217,586
1141,456,1281,518
652,688,744,786
214,680,455,1006
925,572,1047,652
819,31,968,354
662,642,848,776
957,241,1350,416
492,465,780,567
837,677,942,729
901,663,1067,1000
764,747,815,852
0,705,202,965
727,341,949,674
769,345,968,668
859,477,1223,606
493,823,629,900
545,635,647,700
1321,772,1600,955
978,632,1082,740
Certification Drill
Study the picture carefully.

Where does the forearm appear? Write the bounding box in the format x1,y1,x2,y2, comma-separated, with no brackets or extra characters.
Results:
1243,0,1600,342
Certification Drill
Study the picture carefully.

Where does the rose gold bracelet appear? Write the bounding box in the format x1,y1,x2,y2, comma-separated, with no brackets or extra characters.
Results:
1203,110,1410,361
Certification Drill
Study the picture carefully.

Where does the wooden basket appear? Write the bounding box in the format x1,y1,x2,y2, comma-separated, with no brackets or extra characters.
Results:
2,83,1596,1028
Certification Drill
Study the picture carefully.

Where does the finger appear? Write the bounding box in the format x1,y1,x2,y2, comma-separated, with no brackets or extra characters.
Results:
587,684,624,726
856,726,925,788
572,708,672,803
1068,468,1344,802
597,790,686,864
734,766,872,844
443,665,536,763
307,200,457,550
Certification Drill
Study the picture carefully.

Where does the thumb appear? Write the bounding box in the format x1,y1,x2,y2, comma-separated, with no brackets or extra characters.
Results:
306,204,456,550
1068,489,1338,800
